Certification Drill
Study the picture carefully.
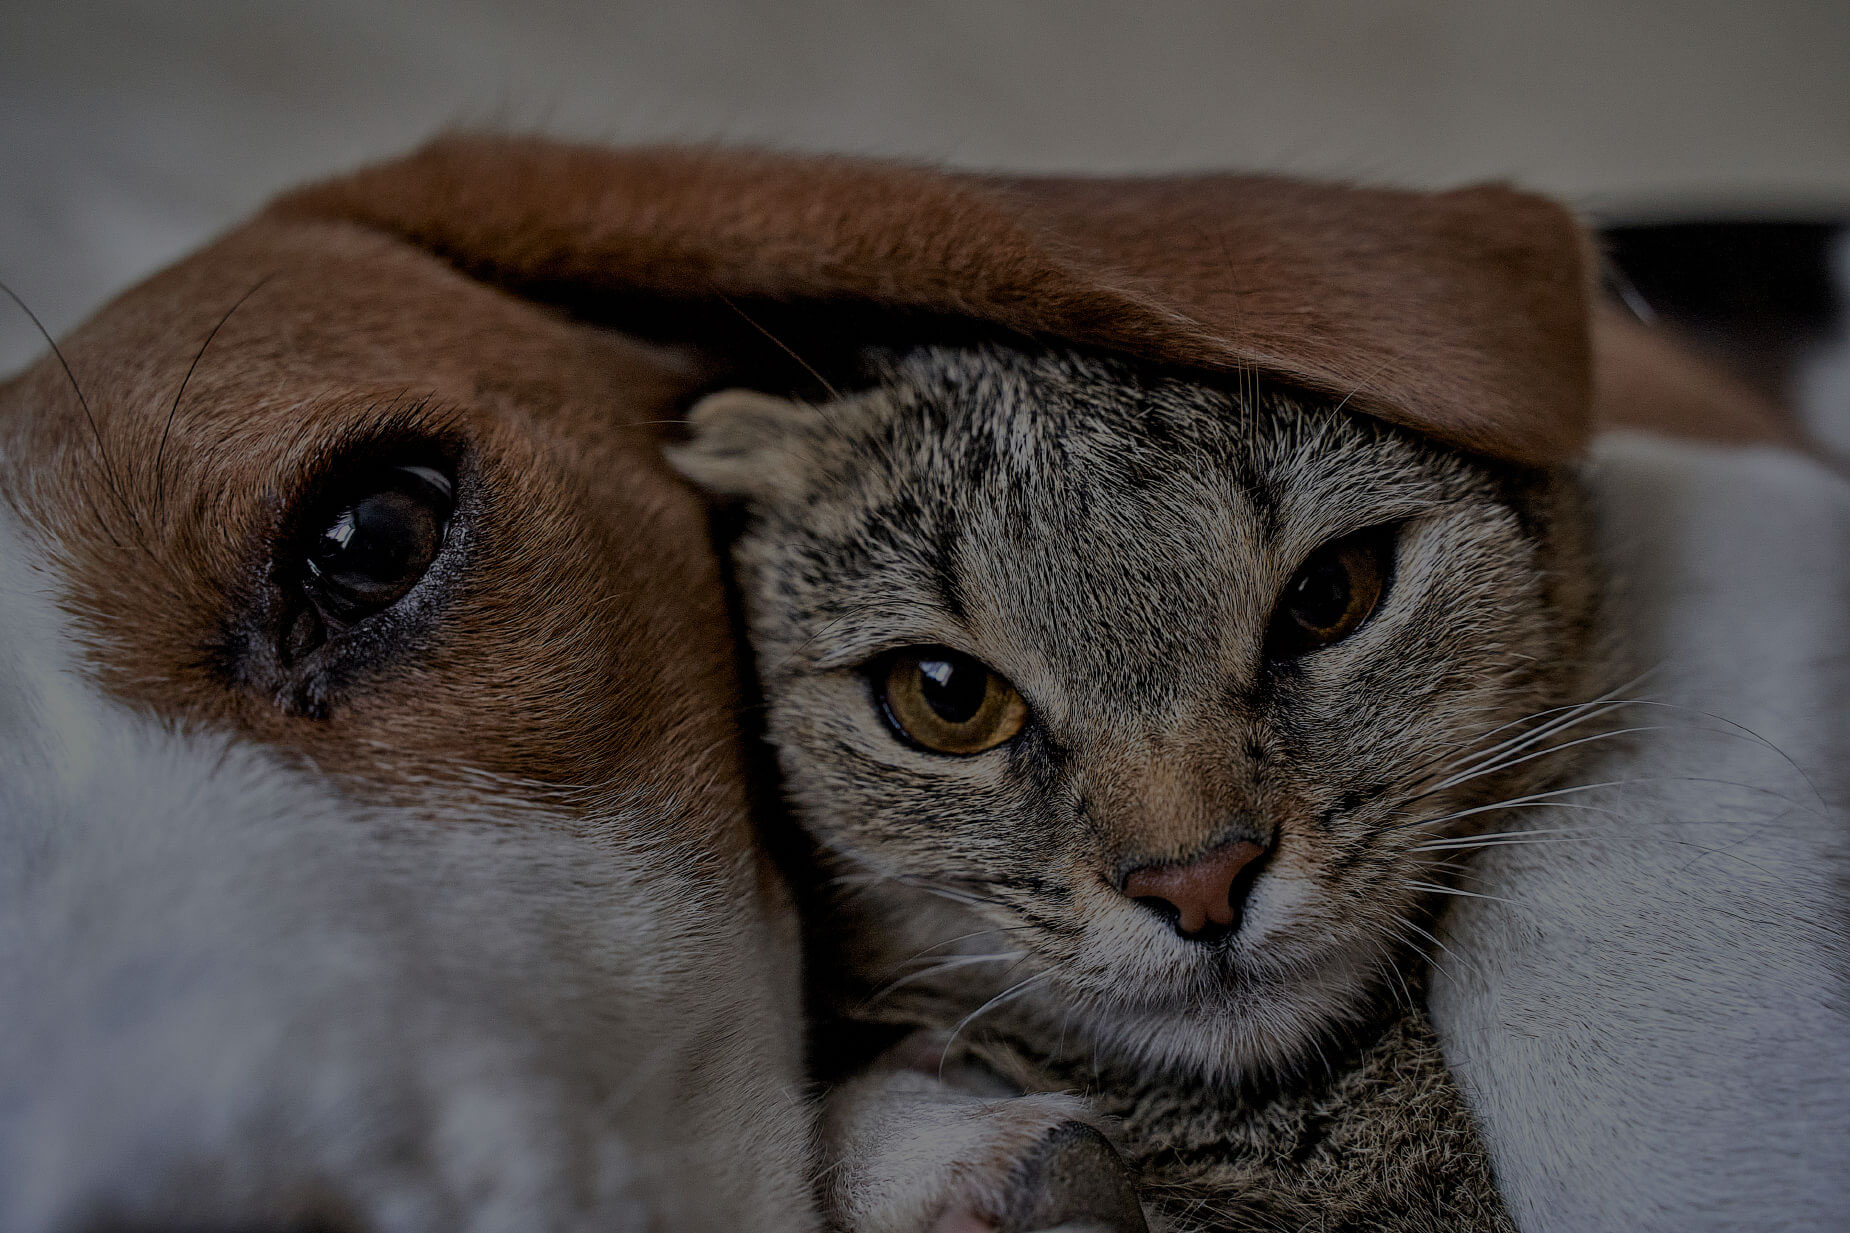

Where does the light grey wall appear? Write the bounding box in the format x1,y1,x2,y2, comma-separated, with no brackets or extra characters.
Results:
4,0,1848,370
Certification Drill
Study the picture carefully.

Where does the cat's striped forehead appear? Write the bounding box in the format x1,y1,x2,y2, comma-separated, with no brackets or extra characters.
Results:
845,343,1487,524
762,343,1515,707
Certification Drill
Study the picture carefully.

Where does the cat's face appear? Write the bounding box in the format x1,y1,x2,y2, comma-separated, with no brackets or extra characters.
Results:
673,344,1599,1079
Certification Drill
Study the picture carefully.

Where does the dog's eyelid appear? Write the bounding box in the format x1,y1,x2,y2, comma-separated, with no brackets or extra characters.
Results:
277,396,472,502
395,464,453,498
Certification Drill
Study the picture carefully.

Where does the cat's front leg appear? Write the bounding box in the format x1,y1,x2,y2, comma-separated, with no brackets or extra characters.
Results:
820,1033,1148,1233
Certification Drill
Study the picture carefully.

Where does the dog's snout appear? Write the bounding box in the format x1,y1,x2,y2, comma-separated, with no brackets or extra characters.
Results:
1122,839,1268,942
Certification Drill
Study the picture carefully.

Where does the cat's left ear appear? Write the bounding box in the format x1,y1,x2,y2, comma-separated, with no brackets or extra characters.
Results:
665,388,827,500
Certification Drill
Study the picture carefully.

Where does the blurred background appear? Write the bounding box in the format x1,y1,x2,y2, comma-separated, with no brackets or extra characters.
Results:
4,0,1847,438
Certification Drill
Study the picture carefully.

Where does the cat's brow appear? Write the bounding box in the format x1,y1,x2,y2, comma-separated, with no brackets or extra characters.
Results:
805,606,973,671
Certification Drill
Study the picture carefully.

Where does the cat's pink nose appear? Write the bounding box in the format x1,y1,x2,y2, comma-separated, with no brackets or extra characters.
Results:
1122,840,1268,940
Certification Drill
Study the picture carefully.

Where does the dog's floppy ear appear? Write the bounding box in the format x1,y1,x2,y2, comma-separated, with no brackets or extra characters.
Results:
272,135,1595,465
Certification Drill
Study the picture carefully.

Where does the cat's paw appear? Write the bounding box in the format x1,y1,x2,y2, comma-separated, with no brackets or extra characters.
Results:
823,1053,1146,1233
941,1119,1148,1233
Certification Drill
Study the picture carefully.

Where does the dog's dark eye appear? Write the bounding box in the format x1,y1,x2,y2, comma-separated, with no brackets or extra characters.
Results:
293,464,453,644
877,647,1028,755
1266,527,1394,659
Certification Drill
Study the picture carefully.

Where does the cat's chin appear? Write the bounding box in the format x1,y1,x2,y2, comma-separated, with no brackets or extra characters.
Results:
1042,945,1388,1084
844,875,1393,1082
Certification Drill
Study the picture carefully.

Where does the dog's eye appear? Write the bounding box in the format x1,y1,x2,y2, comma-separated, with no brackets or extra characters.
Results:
1266,527,1394,659
295,463,453,637
877,648,1028,755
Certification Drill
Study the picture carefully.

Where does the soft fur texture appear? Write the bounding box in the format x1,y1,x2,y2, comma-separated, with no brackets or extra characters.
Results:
0,507,794,1232
272,135,1595,466
270,135,1806,459
1432,432,1850,1232
677,351,1850,1229
673,342,1605,1230
676,343,1603,1081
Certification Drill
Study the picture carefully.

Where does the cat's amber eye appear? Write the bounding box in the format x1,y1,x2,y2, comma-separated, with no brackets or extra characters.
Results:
1266,528,1394,659
878,648,1029,755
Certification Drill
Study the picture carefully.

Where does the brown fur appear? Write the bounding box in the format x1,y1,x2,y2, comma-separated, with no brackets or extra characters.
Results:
272,135,1596,465
3,219,737,797
1591,304,1808,448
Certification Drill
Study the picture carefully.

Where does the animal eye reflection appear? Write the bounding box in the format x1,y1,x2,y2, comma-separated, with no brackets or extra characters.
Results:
1266,526,1395,659
877,648,1028,755
281,461,455,663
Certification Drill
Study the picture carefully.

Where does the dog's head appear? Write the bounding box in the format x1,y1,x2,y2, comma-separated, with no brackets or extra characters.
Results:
0,148,820,1233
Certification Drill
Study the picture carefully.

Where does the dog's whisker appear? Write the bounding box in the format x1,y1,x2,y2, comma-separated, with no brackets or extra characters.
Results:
0,275,135,549
154,274,273,523
716,295,840,401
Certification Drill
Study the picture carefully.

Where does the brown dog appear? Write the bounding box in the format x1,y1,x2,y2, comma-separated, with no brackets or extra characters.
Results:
0,155,817,1231
0,135,1824,1232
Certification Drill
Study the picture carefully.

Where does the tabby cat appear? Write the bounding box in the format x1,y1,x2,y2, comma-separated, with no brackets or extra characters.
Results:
670,342,1605,1232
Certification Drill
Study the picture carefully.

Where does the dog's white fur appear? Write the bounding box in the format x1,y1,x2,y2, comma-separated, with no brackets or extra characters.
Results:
0,504,811,1232
1433,432,1850,1231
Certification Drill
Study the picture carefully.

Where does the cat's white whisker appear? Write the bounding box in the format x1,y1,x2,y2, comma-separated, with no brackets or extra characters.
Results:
1402,879,1517,905
869,952,1030,1001
1423,698,1631,778
1580,697,1829,808
1392,914,1485,983
1396,779,1640,833
1412,723,1669,800
1413,830,1591,851
1395,673,1654,788
936,970,1056,1075
901,881,1004,911
1364,934,1418,1014
893,950,1026,970
1382,922,1468,992
887,924,1039,971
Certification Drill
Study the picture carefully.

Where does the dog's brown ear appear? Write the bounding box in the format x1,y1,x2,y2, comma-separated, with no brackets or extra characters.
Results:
272,135,1595,465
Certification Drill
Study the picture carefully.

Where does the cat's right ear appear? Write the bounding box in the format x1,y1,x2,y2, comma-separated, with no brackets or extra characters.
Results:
665,388,826,500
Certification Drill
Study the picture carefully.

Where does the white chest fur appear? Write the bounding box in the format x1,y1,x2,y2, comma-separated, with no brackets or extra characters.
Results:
0,509,811,1233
